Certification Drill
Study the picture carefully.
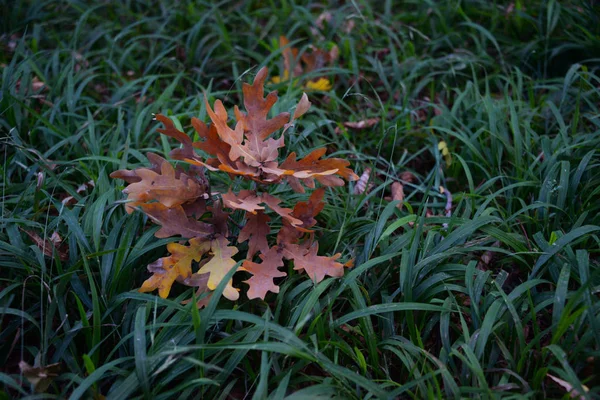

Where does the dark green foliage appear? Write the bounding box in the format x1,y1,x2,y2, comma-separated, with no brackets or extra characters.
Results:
1,0,599,398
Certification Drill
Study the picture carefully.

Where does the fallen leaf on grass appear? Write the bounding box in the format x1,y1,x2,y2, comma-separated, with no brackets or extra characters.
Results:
391,182,404,210
19,361,61,393
343,118,380,130
547,374,589,400
353,168,371,195
21,229,69,261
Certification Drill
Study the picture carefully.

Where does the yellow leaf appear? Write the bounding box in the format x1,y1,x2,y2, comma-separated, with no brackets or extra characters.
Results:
437,141,452,167
197,235,240,300
304,77,332,91
139,238,210,298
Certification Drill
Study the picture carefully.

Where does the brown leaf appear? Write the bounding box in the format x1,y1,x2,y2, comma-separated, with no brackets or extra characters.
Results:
238,211,271,259
155,114,194,161
547,374,589,400
287,242,345,282
241,246,286,299
122,160,206,212
236,67,290,141
141,203,213,239
19,361,61,393
343,118,380,130
222,190,265,214
280,36,303,77
21,229,69,261
290,187,325,230
280,148,358,192
391,182,404,210
261,193,303,227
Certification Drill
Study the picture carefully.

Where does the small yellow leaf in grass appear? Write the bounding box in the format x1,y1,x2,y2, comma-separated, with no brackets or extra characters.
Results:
437,141,452,167
305,77,332,91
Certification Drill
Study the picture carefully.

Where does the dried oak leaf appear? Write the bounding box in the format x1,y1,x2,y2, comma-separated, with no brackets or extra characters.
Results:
288,187,325,231
123,159,205,211
222,189,265,213
139,238,211,298
238,211,271,259
141,203,213,239
181,273,212,309
281,147,359,192
285,242,345,283
111,152,208,214
241,246,286,300
196,235,240,301
276,36,338,91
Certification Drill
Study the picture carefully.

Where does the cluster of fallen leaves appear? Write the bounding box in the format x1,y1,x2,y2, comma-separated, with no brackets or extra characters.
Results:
111,67,357,304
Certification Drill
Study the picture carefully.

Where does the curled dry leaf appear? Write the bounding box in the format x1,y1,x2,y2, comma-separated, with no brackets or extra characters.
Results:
19,361,61,393
391,182,404,210
21,229,69,261
353,168,371,195
343,118,380,130
547,374,589,400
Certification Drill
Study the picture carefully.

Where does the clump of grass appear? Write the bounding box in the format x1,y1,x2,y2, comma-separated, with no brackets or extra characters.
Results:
1,1,599,398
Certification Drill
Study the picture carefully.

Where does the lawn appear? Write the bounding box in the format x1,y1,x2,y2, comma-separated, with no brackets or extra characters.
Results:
1,0,600,398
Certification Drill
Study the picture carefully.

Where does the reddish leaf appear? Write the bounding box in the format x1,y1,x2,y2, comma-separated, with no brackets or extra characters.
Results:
241,247,286,299
123,160,205,212
141,203,213,239
261,193,303,226
238,211,271,259
222,190,265,213
288,242,345,282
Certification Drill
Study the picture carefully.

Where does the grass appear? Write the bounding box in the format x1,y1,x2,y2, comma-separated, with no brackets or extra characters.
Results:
1,0,600,398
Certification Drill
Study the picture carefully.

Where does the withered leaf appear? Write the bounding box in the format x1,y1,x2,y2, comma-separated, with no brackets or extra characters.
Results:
241,246,286,300
139,238,211,298
141,203,213,239
197,235,240,301
21,229,69,261
19,361,61,393
261,193,303,227
238,211,271,259
286,242,346,282
353,168,371,195
155,114,194,161
123,159,205,212
391,182,404,210
222,190,265,214
343,118,380,130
